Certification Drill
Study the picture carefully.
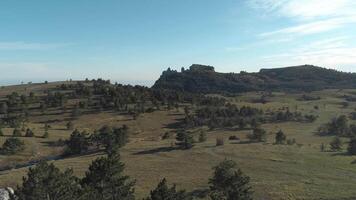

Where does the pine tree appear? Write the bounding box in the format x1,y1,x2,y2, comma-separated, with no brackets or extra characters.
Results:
1,137,25,155
146,178,191,200
81,154,135,200
209,160,253,200
65,129,89,155
275,130,286,144
176,129,194,149
25,128,34,137
15,161,81,200
248,128,266,142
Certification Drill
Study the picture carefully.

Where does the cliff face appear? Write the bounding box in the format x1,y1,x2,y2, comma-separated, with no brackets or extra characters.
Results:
152,64,356,93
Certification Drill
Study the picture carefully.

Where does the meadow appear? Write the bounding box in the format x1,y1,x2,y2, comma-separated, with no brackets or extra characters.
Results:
0,83,356,200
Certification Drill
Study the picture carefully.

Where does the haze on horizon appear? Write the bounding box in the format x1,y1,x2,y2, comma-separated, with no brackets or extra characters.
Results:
1,0,356,86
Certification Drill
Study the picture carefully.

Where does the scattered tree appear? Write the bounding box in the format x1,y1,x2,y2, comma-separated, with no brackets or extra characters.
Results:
15,161,81,199
248,128,266,142
65,129,89,155
275,130,286,144
146,178,191,200
81,153,135,200
216,137,224,146
25,128,34,137
66,121,74,130
198,131,207,143
1,137,25,155
209,160,253,200
330,137,342,152
176,129,194,149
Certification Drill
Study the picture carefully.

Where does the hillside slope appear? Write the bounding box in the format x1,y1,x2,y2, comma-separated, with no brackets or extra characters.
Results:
152,64,356,93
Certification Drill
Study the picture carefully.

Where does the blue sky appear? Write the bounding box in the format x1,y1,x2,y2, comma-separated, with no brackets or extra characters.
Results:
1,0,356,86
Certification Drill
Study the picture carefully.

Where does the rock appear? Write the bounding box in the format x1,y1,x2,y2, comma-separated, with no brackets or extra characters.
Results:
0,188,14,200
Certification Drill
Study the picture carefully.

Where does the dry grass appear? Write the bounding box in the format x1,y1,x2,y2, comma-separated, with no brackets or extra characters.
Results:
0,85,356,199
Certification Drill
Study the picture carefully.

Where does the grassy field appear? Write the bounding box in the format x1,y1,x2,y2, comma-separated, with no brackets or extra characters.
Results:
0,83,356,200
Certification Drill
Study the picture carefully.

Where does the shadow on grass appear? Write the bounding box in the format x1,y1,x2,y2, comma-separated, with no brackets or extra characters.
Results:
40,140,66,147
163,119,186,129
189,188,209,199
133,146,179,155
330,152,350,156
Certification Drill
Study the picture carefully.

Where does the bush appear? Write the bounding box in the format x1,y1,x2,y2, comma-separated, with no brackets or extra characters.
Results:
228,135,239,141
198,131,207,143
287,138,296,145
66,121,74,130
330,137,342,152
248,128,266,142
275,130,286,144
12,128,22,137
146,178,191,200
1,137,25,155
25,128,34,137
43,131,49,138
162,132,171,140
216,137,224,146
0,128,3,136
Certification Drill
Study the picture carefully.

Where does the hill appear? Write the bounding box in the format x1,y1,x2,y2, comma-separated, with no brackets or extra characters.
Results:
152,64,356,93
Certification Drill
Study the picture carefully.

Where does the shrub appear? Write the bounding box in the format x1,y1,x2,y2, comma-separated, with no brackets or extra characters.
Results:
66,121,74,130
320,143,326,152
287,138,296,145
228,135,239,141
198,131,207,143
216,137,224,146
146,178,191,200
162,132,171,140
12,128,22,137
330,137,342,152
43,130,49,138
25,128,34,137
275,130,286,144
248,128,267,142
1,137,25,155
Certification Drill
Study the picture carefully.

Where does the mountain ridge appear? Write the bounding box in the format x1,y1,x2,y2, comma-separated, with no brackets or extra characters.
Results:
152,64,356,93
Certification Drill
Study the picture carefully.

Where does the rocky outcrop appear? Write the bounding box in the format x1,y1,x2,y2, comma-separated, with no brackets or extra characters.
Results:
0,188,14,200
153,64,356,94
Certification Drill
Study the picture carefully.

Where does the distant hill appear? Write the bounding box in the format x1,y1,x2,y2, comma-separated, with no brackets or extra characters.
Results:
152,64,356,93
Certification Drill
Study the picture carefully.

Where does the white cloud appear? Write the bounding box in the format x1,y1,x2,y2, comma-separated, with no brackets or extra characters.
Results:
261,37,356,70
249,0,356,37
260,16,356,37
0,41,72,50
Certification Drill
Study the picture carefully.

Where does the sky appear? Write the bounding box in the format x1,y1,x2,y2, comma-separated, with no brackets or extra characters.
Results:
1,0,356,86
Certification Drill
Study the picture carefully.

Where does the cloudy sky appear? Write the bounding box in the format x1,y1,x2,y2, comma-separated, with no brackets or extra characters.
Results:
1,0,356,85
